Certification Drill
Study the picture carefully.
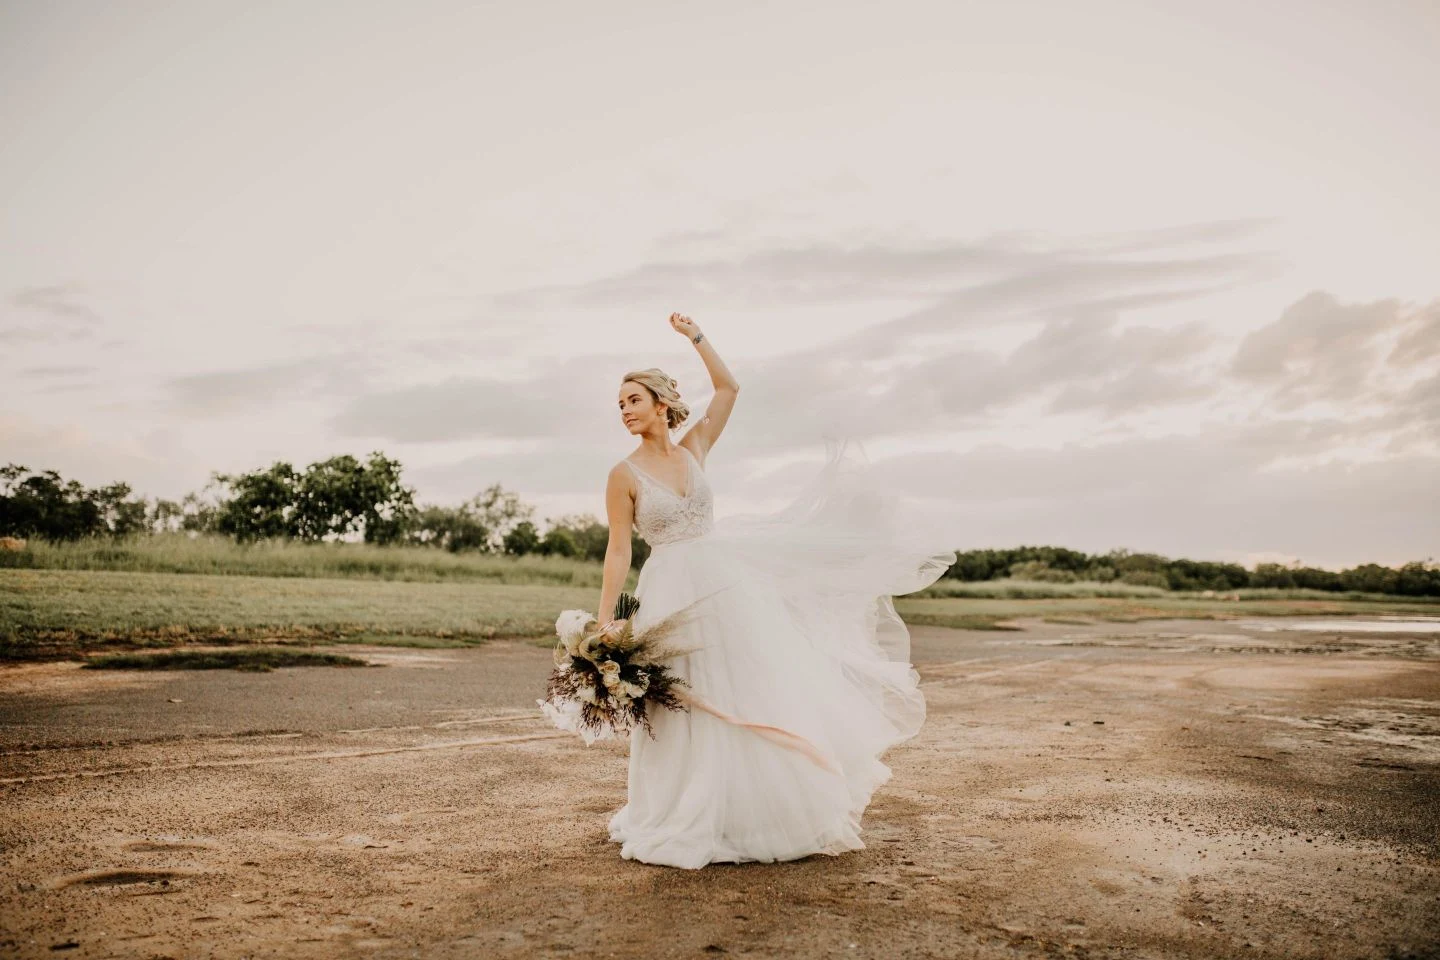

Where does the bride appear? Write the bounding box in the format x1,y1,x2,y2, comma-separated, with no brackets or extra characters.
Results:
594,312,956,869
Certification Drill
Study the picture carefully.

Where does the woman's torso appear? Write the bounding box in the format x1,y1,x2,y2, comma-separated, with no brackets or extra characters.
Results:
626,445,715,546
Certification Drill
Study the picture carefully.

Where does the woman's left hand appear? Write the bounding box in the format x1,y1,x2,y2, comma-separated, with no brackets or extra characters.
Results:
669,312,700,339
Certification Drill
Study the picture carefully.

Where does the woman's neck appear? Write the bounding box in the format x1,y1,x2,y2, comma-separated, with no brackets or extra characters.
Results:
635,430,675,457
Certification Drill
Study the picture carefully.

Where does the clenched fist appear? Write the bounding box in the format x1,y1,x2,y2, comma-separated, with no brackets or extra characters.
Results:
669,312,700,339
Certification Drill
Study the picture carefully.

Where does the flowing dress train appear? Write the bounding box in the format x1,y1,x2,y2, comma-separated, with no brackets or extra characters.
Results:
602,438,955,868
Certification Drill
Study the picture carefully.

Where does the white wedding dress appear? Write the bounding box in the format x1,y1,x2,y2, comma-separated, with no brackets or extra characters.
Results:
604,437,956,869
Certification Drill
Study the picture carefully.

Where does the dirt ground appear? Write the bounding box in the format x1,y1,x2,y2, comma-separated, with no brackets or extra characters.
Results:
1,618,1437,959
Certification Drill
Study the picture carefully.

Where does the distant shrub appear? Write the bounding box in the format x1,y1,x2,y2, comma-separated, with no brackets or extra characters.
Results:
1008,560,1078,583
1119,570,1169,589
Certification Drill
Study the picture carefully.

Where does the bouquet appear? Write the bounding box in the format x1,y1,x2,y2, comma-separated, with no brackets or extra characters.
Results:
538,586,844,774
537,591,705,744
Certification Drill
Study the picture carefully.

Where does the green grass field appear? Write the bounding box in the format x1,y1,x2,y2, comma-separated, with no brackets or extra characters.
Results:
3,555,1436,662
896,592,1440,631
0,536,636,660
0,567,608,660
0,533,610,585
2,535,1434,661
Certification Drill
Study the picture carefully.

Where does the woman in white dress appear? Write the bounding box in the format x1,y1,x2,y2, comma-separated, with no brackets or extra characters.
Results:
596,312,956,869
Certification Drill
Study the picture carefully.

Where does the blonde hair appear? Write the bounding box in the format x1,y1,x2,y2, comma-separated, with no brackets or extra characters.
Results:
621,367,690,431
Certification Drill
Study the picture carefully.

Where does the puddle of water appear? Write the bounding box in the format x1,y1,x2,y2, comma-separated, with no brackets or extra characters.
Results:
1241,617,1440,634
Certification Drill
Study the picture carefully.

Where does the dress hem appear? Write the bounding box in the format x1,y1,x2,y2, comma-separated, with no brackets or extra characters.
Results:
605,753,898,869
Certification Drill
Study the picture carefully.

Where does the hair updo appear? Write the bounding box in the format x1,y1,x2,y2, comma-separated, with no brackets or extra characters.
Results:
621,367,690,431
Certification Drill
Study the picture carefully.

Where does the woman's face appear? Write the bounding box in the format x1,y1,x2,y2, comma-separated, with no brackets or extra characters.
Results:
618,380,664,434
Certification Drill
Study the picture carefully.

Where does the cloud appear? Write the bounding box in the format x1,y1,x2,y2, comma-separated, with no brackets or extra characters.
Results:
323,280,1437,570
846,420,1392,502
319,271,1436,570
1048,365,1214,417
166,359,330,417
1232,291,1409,405
16,364,101,393
840,428,1440,568
328,352,629,443
1,285,105,343
492,219,1282,315
492,241,1035,311
409,443,616,500
164,346,412,418
1003,316,1215,408
1080,217,1284,255
16,364,98,378
332,375,552,443
162,330,539,422
0,410,180,495
330,307,1224,458
831,252,1280,359
1394,370,1440,441
199,210,1431,570
723,310,1223,450
1388,300,1440,368
1228,291,1440,448
328,263,1252,448
326,221,1285,448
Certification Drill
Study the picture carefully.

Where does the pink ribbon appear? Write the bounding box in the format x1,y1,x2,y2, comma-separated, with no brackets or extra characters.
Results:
676,689,841,775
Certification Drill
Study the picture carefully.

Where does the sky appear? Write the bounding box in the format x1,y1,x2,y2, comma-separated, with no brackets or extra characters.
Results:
2,0,1437,569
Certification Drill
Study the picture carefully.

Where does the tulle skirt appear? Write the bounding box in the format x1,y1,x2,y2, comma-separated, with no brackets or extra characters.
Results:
606,438,956,869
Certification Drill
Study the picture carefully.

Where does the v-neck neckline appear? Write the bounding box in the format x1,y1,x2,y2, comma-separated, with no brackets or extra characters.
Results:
626,447,693,500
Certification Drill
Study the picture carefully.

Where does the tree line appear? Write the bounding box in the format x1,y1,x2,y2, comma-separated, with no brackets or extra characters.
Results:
2,458,1436,595
0,455,650,567
948,545,1440,598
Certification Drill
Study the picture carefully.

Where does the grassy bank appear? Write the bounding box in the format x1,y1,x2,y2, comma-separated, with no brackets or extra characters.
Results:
0,533,606,586
898,592,1440,632
4,566,1436,663
0,568,607,661
912,578,1440,604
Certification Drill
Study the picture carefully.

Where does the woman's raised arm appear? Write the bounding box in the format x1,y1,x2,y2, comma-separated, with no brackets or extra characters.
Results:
668,312,739,460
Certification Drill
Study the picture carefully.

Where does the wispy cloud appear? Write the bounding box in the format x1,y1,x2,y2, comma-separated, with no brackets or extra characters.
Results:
1,285,107,343
861,433,1439,568
334,224,1275,448
493,220,1283,316
327,351,629,443
1390,304,1440,367
16,363,98,379
1233,292,1410,404
1230,291,1440,447
165,355,375,418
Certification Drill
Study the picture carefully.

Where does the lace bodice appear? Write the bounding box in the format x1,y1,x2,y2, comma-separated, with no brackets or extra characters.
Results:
626,446,714,545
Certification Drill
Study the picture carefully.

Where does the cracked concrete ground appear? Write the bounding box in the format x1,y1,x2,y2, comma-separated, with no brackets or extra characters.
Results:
1,617,1436,959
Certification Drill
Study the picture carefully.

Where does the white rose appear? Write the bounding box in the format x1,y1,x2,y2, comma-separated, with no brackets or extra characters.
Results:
555,609,597,643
